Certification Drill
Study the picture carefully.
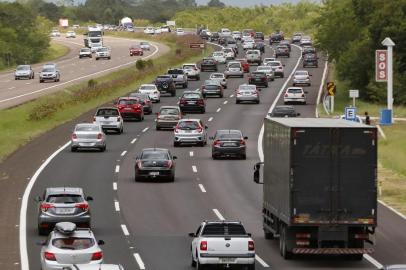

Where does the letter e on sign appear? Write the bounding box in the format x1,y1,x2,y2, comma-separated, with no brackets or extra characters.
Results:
376,50,387,82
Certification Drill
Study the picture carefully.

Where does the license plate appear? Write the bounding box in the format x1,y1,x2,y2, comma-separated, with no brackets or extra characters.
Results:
220,258,235,263
124,108,132,110
255,78,261,81
188,101,196,104
149,172,159,176
223,143,236,146
103,121,111,125
55,208,75,214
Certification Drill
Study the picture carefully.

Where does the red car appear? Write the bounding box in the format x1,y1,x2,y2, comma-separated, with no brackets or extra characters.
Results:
115,97,144,121
236,58,250,73
129,46,143,56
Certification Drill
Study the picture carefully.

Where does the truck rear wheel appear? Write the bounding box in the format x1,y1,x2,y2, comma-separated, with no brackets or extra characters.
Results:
279,225,292,259
264,230,274,239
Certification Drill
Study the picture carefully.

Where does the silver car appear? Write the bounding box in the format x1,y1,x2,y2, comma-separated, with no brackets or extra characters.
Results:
209,73,227,88
293,70,311,86
156,106,182,130
39,66,60,83
256,66,275,81
224,61,244,78
79,48,92,59
236,84,260,104
36,188,93,235
40,222,104,270
93,107,124,134
140,41,151,51
15,65,34,80
71,123,106,152
174,119,208,147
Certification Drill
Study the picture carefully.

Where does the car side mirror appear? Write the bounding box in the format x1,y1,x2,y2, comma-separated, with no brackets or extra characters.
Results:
188,232,196,237
244,136,248,140
86,196,93,201
98,240,105,245
35,196,42,202
173,156,177,160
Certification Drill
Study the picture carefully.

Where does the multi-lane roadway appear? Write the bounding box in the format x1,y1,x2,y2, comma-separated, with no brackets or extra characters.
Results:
16,40,406,270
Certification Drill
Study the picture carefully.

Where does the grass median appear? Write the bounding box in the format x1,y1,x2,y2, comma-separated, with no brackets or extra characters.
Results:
0,34,212,161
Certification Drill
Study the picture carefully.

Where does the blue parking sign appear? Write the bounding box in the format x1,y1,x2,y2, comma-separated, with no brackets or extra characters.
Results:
345,107,357,121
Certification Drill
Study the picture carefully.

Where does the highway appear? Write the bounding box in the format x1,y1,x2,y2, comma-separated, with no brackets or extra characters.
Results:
0,35,168,110
19,42,406,270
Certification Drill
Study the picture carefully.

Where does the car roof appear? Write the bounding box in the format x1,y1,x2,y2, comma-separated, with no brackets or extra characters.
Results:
179,118,200,122
52,228,95,238
46,187,83,195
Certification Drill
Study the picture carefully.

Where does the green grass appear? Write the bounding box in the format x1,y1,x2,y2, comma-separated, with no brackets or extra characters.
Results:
40,41,70,63
0,34,212,161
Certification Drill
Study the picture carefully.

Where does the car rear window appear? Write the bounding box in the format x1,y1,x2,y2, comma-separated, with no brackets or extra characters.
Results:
140,85,156,91
229,63,241,68
52,238,94,250
183,93,201,99
46,194,84,203
246,51,258,55
267,62,280,67
160,108,179,115
287,88,303,93
257,67,271,71
42,68,55,72
205,85,219,90
96,109,119,116
118,99,138,105
75,125,99,132
202,224,247,236
295,71,308,76
217,133,241,140
213,52,224,56
178,121,199,129
141,151,169,160
239,85,256,91
210,74,224,79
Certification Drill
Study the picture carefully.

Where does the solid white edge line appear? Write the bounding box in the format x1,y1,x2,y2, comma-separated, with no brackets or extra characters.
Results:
363,254,383,269
379,200,406,220
192,165,197,173
198,184,207,193
142,127,149,133
208,117,213,122
133,253,146,270
113,182,118,190
121,150,127,157
315,58,329,118
0,42,159,105
190,151,194,157
213,209,225,221
19,141,71,270
121,224,130,236
115,165,120,173
255,254,270,268
376,125,387,140
114,201,120,212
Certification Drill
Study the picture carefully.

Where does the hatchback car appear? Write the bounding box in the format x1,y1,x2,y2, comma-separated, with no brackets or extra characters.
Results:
211,130,248,159
134,148,177,182
200,58,218,72
140,41,151,51
93,107,124,133
293,70,311,86
209,73,227,89
79,48,92,59
115,97,144,121
179,91,206,113
236,84,260,104
284,87,307,104
156,106,182,130
95,47,111,60
269,105,300,117
129,45,143,56
129,92,153,114
275,45,290,58
15,65,34,80
256,66,275,81
39,66,60,83
212,51,226,64
174,119,208,147
302,46,316,56
248,71,268,88
224,61,244,78
40,222,104,270
263,57,276,65
71,123,106,152
201,80,224,98
37,188,93,235
138,84,160,102
266,61,284,78
182,63,201,80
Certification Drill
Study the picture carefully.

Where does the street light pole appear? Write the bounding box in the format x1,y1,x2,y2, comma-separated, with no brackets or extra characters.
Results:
382,37,395,123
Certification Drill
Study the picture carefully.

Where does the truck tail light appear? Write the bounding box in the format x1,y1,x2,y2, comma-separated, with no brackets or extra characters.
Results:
44,251,56,261
40,203,54,212
91,251,103,260
200,241,208,251
75,203,89,210
97,133,103,140
248,240,255,251
354,233,369,240
72,133,77,140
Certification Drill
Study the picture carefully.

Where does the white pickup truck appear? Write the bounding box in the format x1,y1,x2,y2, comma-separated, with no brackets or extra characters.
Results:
189,221,255,270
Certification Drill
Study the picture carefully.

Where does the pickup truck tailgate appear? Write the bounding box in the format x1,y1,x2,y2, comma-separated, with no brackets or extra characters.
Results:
203,237,251,254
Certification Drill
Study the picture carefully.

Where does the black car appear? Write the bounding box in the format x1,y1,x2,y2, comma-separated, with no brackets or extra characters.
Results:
254,41,265,53
210,32,220,42
268,105,300,117
210,130,248,159
303,53,318,68
280,40,291,51
275,45,290,58
199,30,211,40
200,58,218,72
179,91,206,113
154,75,176,96
218,36,227,45
135,148,176,182
255,32,264,40
269,32,284,44
249,71,268,87
302,46,316,56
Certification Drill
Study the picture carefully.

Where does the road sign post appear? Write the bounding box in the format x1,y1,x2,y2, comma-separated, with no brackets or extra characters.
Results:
380,37,395,123
345,107,357,122
349,89,359,107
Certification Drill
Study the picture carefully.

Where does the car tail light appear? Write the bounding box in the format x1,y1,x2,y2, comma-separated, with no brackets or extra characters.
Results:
91,251,103,260
157,113,160,119
44,252,56,261
248,76,252,80
72,133,77,140
75,203,89,210
240,139,246,145
97,133,103,140
248,240,255,251
200,241,208,251
197,100,204,105
196,126,203,133
262,77,266,81
117,116,121,122
301,94,305,97
179,99,187,105
40,203,54,212
237,91,242,95
136,160,143,169
214,140,221,146
253,91,259,96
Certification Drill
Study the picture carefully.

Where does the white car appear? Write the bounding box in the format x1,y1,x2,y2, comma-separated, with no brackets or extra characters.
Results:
144,27,155,35
209,73,227,88
293,70,311,86
232,31,242,40
263,57,276,65
64,264,124,270
220,28,231,36
79,48,92,58
93,107,123,133
300,36,312,46
189,221,255,269
66,31,76,38
182,63,200,80
283,87,307,104
241,36,254,43
222,48,235,60
243,41,255,50
266,60,284,77
212,51,227,64
154,27,162,34
138,84,160,102
90,44,102,53
256,66,275,81
50,30,61,37
140,41,151,51
176,28,185,36
174,119,208,147
95,47,111,60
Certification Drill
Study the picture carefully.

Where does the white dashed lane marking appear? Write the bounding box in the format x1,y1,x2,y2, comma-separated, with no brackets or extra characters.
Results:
114,201,120,211
190,151,194,157
223,100,228,104
133,253,146,270
216,108,221,112
121,224,129,236
121,150,127,157
115,165,120,173
213,209,225,221
208,117,213,122
131,138,137,144
142,127,149,133
192,166,197,173
199,184,206,193
113,182,117,190
255,255,270,268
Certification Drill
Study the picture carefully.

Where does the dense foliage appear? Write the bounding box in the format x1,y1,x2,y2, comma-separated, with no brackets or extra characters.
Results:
0,2,51,69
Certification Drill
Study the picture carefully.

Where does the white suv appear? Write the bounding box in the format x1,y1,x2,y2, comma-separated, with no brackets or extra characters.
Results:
95,47,111,60
93,107,123,133
182,63,201,80
138,84,160,102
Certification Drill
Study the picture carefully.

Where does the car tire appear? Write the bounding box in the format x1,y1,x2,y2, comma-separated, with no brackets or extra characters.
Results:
38,226,48,236
196,75,200,81
219,93,223,98
100,145,106,152
264,230,274,239
247,264,255,270
265,83,269,88
169,175,175,182
171,91,176,97
201,108,205,114
71,147,77,152
39,80,43,83
199,141,205,147
241,154,246,160
135,176,140,182
156,126,160,130
280,225,293,260
256,100,260,104
174,141,180,147
196,260,206,270
119,127,123,134
15,77,18,80
108,57,111,60
212,154,217,160
236,100,239,104
191,255,197,267
183,83,188,89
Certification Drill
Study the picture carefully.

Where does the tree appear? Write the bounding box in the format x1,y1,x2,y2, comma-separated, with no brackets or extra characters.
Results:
207,0,225,8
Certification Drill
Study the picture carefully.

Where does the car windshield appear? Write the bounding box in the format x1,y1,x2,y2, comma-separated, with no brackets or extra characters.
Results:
141,151,169,160
130,93,148,99
183,65,195,69
183,93,201,99
247,51,258,55
42,68,54,72
202,224,247,236
118,99,138,105
96,109,119,116
178,121,199,130
277,46,287,50
160,108,179,115
223,49,232,53
305,54,317,59
287,88,303,93
140,85,156,91
75,125,99,132
52,238,94,250
98,48,108,52
267,62,281,67
203,59,214,63
273,107,295,114
81,49,90,52
295,71,308,76
252,72,264,76
17,66,29,70
46,194,84,203
257,67,271,71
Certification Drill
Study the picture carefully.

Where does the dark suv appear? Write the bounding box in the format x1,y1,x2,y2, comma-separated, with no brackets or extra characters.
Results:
249,71,268,88
179,91,206,113
275,45,290,58
269,32,284,44
303,53,318,68
200,58,218,72
154,75,176,96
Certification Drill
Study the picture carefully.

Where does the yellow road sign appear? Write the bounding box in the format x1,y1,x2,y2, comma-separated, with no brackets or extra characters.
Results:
327,82,336,96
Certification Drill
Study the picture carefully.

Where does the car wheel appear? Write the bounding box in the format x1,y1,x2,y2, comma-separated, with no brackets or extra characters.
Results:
219,93,223,98
169,175,175,182
156,126,160,130
71,147,77,152
174,141,180,147
241,154,246,160
201,108,205,114
264,230,274,239
171,91,176,97
39,80,43,83
236,100,239,104
256,100,260,104
191,255,197,267
247,264,255,270
108,57,111,60
119,127,123,134
196,76,200,81
199,141,205,147
134,176,140,182
196,260,206,270
265,83,269,87
15,77,18,80
183,83,187,89
38,225,48,236
212,154,217,160
280,225,292,260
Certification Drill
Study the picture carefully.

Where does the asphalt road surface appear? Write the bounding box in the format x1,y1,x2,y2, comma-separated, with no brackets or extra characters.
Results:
24,42,406,270
0,35,168,110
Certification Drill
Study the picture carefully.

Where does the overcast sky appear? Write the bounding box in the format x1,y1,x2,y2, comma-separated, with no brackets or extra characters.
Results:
196,0,317,7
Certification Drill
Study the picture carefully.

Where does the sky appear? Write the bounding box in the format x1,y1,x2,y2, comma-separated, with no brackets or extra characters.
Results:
196,0,316,7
